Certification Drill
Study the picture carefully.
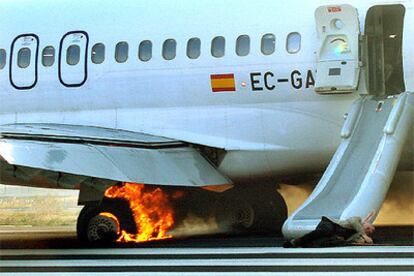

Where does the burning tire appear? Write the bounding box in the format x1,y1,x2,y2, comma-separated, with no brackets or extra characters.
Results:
86,213,120,243
77,198,135,244
77,204,120,244
214,185,287,234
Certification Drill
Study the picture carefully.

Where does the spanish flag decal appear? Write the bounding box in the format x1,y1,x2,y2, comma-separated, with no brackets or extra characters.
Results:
211,74,236,93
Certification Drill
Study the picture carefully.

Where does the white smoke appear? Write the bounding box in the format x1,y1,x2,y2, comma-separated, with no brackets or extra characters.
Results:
279,171,414,225
169,213,226,238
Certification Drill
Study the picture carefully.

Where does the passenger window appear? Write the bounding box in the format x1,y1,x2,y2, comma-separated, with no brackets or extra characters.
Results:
261,34,276,55
163,39,177,60
211,36,225,58
139,40,152,62
287,32,301,54
91,43,105,64
42,46,55,67
115,42,129,63
187,38,201,59
66,45,80,66
236,35,250,56
0,49,6,69
17,48,31,68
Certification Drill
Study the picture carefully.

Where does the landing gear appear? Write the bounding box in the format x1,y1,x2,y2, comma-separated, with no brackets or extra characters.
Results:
76,184,288,244
77,204,121,244
214,185,287,234
86,213,119,242
77,204,102,243
76,198,135,244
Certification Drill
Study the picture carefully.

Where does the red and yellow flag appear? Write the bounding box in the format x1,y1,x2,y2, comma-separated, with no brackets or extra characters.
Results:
210,74,236,93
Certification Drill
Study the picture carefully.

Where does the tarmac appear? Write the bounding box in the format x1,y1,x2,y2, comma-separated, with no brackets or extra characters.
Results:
0,226,413,274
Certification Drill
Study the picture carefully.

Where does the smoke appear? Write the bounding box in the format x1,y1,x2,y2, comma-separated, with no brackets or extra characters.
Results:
375,171,414,225
279,183,315,216
169,213,226,238
279,171,414,225
170,171,413,239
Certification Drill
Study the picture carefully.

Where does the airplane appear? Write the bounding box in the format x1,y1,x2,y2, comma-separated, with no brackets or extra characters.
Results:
0,0,412,243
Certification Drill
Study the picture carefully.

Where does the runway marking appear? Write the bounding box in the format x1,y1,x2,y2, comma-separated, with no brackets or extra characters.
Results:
2,257,414,266
1,246,413,273
2,246,414,255
1,265,413,273
1,251,413,260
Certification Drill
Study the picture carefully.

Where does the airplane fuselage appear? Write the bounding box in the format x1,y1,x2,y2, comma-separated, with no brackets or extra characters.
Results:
0,0,412,184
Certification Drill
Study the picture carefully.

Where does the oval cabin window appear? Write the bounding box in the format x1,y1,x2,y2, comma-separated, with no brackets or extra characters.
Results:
211,36,225,58
18,47,31,68
42,46,55,67
163,39,177,60
66,45,81,66
261,34,276,55
236,35,250,56
286,32,301,54
187,38,201,59
91,43,105,64
139,40,152,62
115,42,129,63
0,49,6,69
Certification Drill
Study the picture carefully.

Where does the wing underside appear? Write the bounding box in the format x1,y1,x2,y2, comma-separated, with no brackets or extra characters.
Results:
0,124,231,190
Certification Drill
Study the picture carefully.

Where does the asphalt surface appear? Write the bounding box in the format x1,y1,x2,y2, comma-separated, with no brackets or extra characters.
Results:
0,225,413,249
0,226,413,274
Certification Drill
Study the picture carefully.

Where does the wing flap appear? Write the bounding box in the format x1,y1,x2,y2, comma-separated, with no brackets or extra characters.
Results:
0,123,182,147
0,124,231,187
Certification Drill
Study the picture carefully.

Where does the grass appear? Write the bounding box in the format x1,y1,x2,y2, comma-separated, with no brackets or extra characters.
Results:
0,196,81,226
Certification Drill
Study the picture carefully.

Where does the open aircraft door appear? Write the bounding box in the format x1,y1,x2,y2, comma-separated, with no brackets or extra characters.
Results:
314,5,361,94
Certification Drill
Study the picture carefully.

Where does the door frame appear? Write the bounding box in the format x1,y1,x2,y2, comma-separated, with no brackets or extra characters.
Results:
364,4,406,95
58,30,89,88
9,33,39,90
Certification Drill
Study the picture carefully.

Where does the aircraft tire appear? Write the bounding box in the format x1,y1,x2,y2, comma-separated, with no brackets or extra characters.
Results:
214,186,287,234
214,196,255,232
76,204,101,243
77,198,135,244
248,188,287,233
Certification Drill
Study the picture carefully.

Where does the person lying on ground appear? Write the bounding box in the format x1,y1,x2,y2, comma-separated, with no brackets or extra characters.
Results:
284,211,376,248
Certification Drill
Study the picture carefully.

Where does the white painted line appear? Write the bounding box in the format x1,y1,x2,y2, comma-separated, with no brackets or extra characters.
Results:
1,246,413,256
5,273,414,276
1,258,413,267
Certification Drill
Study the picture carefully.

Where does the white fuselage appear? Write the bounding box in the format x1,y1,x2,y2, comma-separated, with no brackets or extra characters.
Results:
0,0,412,183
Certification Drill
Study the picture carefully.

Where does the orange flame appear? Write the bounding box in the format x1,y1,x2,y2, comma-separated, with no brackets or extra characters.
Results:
104,183,175,243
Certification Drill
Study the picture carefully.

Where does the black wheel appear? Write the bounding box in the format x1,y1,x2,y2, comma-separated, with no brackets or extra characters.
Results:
76,198,135,244
214,185,288,234
85,213,120,243
214,196,255,232
76,204,101,243
249,188,287,233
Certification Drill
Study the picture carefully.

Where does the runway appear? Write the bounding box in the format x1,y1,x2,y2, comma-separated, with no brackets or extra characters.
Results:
1,246,413,274
0,226,413,274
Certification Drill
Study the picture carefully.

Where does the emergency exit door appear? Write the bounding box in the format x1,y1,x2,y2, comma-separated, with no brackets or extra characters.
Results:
314,5,361,94
10,34,39,90
59,31,88,87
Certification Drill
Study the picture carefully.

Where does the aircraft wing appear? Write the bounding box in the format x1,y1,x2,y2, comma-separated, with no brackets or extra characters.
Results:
0,124,231,188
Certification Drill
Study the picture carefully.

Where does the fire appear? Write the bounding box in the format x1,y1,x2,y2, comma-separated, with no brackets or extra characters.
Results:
104,183,175,243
